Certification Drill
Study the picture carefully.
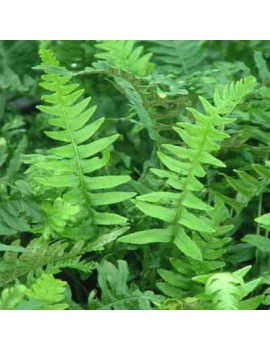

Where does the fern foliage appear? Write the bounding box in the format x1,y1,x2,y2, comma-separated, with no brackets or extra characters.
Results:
119,77,256,262
193,266,262,310
2,40,270,310
0,225,128,288
0,274,70,310
26,49,135,233
0,239,91,287
95,40,154,77
25,273,69,310
88,260,162,310
147,40,207,75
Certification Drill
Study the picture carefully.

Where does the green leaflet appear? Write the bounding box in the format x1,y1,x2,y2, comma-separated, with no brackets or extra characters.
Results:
118,228,173,244
156,282,186,299
84,175,131,190
45,117,105,144
178,209,214,234
0,243,25,253
49,135,119,158
92,211,128,225
133,200,175,223
255,213,270,230
90,192,136,206
158,269,191,290
242,234,270,252
173,228,202,261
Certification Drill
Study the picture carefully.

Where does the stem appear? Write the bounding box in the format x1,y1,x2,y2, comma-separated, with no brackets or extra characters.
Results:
256,194,263,236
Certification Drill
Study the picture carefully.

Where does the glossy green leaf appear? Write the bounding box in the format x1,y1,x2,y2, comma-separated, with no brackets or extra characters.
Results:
174,228,203,260
118,228,173,244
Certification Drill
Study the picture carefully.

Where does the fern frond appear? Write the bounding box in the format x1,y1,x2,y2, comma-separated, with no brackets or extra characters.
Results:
0,284,26,310
0,274,71,310
119,76,256,261
88,260,162,310
148,40,207,75
193,266,262,310
0,239,88,287
31,197,81,239
26,49,135,232
221,164,270,212
0,199,43,236
0,226,127,287
254,50,270,82
25,273,69,310
156,198,232,298
95,41,154,77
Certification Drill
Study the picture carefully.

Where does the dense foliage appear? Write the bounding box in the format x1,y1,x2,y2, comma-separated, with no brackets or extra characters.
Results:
1,40,270,310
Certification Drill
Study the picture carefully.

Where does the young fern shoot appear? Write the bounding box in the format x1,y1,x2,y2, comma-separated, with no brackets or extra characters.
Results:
119,76,256,261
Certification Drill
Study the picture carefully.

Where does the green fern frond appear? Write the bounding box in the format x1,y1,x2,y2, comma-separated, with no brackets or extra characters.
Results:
0,284,27,310
0,199,43,236
148,40,207,75
193,266,262,310
254,50,270,82
0,226,128,287
25,273,69,310
88,260,162,310
0,239,88,287
95,41,154,77
31,197,81,239
156,197,232,298
0,274,70,310
119,76,256,261
26,49,135,231
222,164,270,212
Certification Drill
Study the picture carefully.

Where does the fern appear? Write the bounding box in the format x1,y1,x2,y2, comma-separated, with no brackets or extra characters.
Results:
0,239,91,287
156,197,233,299
93,41,160,144
0,225,127,287
26,49,135,233
254,50,270,82
2,40,270,310
0,284,27,310
0,198,43,236
88,260,162,310
215,164,270,214
193,266,262,310
24,273,69,310
31,197,81,239
119,76,256,261
0,274,70,310
148,40,207,75
95,40,154,77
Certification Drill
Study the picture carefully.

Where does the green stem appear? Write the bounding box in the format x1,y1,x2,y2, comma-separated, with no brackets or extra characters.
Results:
256,194,263,236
